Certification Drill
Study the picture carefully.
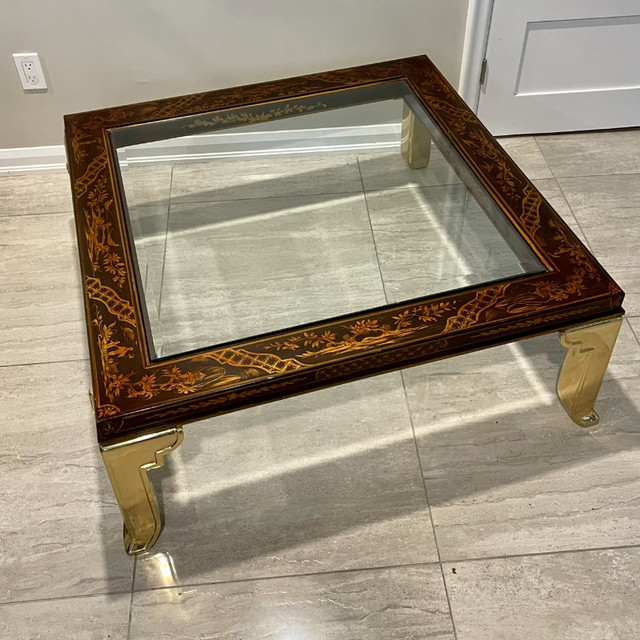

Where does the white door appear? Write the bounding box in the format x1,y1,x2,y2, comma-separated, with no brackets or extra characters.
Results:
476,0,640,135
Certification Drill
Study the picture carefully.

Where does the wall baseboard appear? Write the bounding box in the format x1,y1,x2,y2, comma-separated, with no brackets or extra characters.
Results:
1,124,401,175
0,145,68,174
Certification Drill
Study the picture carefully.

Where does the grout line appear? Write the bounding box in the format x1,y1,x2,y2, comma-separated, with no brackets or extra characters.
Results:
399,370,458,640
442,542,640,567
126,590,135,640
0,588,134,607
532,135,640,181
356,155,389,305
552,182,594,252
169,188,366,206
547,170,640,180
0,210,74,219
124,545,640,600
131,552,138,593
3,543,639,608
128,560,442,596
156,165,175,321
0,357,90,369
158,181,464,209
625,316,640,348
126,557,136,640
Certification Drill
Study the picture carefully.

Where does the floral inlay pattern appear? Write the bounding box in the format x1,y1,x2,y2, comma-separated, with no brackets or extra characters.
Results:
265,302,456,357
63,55,622,439
186,102,328,130
84,175,126,287
93,310,243,402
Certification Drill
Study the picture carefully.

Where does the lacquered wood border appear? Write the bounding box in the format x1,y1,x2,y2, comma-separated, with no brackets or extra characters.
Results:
63,55,624,442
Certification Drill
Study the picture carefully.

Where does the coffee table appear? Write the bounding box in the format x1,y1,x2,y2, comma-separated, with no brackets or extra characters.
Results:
64,55,625,555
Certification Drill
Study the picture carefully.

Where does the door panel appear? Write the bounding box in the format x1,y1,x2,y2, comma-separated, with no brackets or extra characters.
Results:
478,0,640,135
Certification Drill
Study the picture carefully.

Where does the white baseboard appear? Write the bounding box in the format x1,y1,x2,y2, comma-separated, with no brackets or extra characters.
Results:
0,145,67,174
1,124,401,175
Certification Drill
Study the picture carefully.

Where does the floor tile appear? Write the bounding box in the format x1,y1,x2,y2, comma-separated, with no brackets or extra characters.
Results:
536,129,640,177
127,202,170,309
444,547,640,640
497,136,554,179
134,373,438,590
533,178,589,245
131,565,454,640
2,131,638,638
0,213,87,365
366,184,539,303
0,593,131,640
403,323,640,560
358,146,461,192
557,173,640,315
629,316,640,345
155,194,385,356
0,172,73,216
170,154,362,203
119,162,173,208
0,361,134,602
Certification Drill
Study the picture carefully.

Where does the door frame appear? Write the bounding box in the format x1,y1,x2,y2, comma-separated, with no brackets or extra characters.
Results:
458,0,494,112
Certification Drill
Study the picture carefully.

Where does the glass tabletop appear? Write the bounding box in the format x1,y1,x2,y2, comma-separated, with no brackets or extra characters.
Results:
112,81,544,360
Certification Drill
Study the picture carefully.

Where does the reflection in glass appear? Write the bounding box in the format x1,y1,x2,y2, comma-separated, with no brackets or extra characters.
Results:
114,83,544,359
142,552,179,588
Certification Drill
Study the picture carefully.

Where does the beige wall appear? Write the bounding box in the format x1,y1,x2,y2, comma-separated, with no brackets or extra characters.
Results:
0,0,469,149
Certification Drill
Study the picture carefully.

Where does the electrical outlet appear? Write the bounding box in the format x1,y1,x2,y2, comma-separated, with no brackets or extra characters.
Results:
13,53,47,91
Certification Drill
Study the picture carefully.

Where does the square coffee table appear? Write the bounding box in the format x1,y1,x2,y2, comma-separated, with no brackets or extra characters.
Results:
64,55,625,555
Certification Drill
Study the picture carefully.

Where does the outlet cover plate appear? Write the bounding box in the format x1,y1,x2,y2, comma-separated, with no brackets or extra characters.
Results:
13,53,47,91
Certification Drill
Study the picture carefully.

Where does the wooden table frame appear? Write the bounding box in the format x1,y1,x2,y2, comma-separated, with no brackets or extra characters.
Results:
64,55,624,555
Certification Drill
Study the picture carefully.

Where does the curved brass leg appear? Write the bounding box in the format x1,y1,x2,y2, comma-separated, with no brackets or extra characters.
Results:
558,316,622,427
101,427,183,555
401,103,431,169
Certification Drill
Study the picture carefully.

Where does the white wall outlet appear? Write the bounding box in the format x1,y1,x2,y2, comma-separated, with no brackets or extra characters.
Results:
13,53,47,91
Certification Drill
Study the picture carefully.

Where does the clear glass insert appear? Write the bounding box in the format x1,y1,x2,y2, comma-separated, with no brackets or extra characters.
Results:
112,82,544,359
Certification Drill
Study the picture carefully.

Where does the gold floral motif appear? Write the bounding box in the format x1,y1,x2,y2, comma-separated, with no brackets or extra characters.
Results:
97,404,121,418
547,219,601,281
476,305,607,339
265,302,456,358
462,129,522,197
185,102,328,130
81,108,137,130
70,126,93,161
114,378,304,434
84,175,126,287
124,366,243,401
93,311,134,401
498,270,588,314
423,96,476,129
129,367,206,398
92,310,237,404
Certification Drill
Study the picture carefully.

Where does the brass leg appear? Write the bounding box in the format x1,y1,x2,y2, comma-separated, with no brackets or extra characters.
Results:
401,103,431,169
101,427,184,555
558,316,623,427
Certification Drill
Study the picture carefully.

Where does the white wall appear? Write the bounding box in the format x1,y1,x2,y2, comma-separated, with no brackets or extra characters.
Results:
0,0,469,149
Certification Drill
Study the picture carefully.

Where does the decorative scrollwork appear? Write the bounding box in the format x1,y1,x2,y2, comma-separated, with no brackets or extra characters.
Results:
185,101,328,130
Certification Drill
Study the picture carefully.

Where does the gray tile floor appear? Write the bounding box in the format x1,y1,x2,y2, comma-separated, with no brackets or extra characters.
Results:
0,130,639,639
123,145,538,358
